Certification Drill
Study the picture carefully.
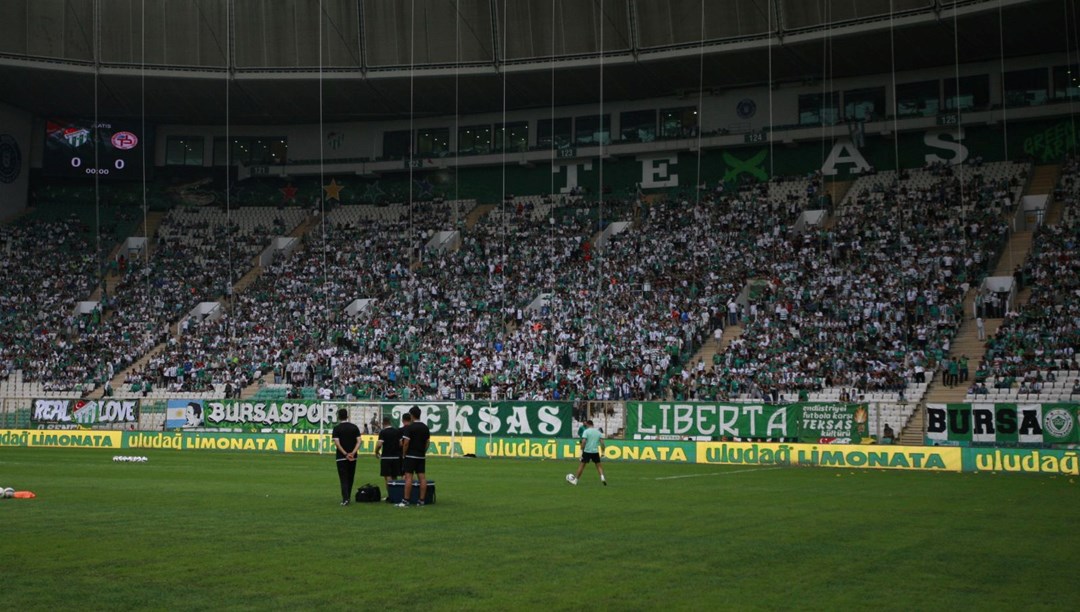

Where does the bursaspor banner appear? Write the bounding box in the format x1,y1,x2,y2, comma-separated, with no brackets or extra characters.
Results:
626,402,869,443
191,399,572,437
925,403,1080,445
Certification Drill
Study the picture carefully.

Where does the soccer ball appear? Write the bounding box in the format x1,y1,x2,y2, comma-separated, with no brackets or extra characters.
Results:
3,487,13,498
565,474,578,485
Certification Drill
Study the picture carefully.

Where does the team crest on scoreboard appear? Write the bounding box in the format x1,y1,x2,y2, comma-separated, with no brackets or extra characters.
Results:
110,131,139,150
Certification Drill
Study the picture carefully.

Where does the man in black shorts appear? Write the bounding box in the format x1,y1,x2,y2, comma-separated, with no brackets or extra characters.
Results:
331,408,361,506
375,416,402,501
397,406,431,507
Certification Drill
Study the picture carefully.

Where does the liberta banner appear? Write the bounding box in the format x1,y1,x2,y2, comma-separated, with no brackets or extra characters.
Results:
626,402,870,443
31,398,140,429
182,399,573,437
925,403,1080,445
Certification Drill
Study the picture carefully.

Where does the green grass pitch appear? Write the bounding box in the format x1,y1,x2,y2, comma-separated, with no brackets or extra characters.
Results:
1,447,1078,611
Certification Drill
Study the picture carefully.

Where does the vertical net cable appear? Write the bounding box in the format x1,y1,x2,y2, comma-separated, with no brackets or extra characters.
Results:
140,0,150,306
548,0,557,379
820,0,831,168
768,0,775,200
596,0,604,295
500,0,509,323
1066,0,1079,157
951,2,968,264
997,0,1009,162
408,0,416,266
93,7,101,300
694,0,705,208
453,0,460,226
319,0,330,346
224,1,232,340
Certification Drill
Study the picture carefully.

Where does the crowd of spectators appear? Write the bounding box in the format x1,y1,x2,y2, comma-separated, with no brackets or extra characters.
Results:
0,216,100,390
976,156,1080,390
0,159,1043,406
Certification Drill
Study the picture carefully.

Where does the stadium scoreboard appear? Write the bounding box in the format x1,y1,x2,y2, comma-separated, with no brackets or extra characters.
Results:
44,119,145,180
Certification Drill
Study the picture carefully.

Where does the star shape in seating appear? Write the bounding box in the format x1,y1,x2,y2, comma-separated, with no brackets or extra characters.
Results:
362,181,385,203
280,183,298,202
323,178,345,202
414,178,434,199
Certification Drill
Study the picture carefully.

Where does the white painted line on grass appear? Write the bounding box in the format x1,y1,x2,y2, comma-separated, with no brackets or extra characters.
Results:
653,467,784,481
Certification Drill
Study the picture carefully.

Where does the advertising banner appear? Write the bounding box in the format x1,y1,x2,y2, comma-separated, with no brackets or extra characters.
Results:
626,402,869,443
962,447,1080,476
31,398,139,429
376,402,573,438
476,437,695,462
283,434,471,457
4,429,1080,478
0,429,123,448
626,402,797,439
798,403,869,444
925,403,1080,445
187,400,575,436
697,441,962,472
171,399,338,431
123,431,284,452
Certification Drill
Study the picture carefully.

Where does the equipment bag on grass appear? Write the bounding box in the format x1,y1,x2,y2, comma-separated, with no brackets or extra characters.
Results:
355,484,381,503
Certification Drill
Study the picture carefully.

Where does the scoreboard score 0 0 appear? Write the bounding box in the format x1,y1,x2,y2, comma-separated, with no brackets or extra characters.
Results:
44,119,146,180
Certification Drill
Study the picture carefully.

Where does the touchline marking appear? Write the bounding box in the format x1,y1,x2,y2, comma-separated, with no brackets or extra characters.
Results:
654,467,783,480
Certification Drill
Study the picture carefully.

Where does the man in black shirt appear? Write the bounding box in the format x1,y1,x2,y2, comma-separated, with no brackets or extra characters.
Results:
397,406,431,507
375,416,402,500
331,408,361,506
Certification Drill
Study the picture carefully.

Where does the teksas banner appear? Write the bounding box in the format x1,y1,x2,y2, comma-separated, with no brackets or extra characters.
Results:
626,402,869,443
798,403,869,444
925,403,1080,445
31,398,139,428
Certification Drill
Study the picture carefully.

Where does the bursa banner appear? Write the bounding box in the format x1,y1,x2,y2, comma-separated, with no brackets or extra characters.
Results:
925,403,1080,445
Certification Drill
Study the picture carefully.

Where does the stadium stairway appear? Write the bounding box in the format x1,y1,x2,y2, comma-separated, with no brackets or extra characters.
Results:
230,212,321,305
89,211,167,304
465,204,495,228
898,407,925,445
1025,164,1061,200
89,341,169,399
240,372,275,399
289,213,320,238
687,325,743,375
823,179,851,214
904,173,1058,443
993,229,1033,278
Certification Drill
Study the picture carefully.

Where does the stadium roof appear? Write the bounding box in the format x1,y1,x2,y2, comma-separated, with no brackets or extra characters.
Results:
0,0,1070,124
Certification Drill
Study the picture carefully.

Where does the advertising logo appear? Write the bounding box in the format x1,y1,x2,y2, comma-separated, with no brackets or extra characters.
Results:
1044,408,1074,439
